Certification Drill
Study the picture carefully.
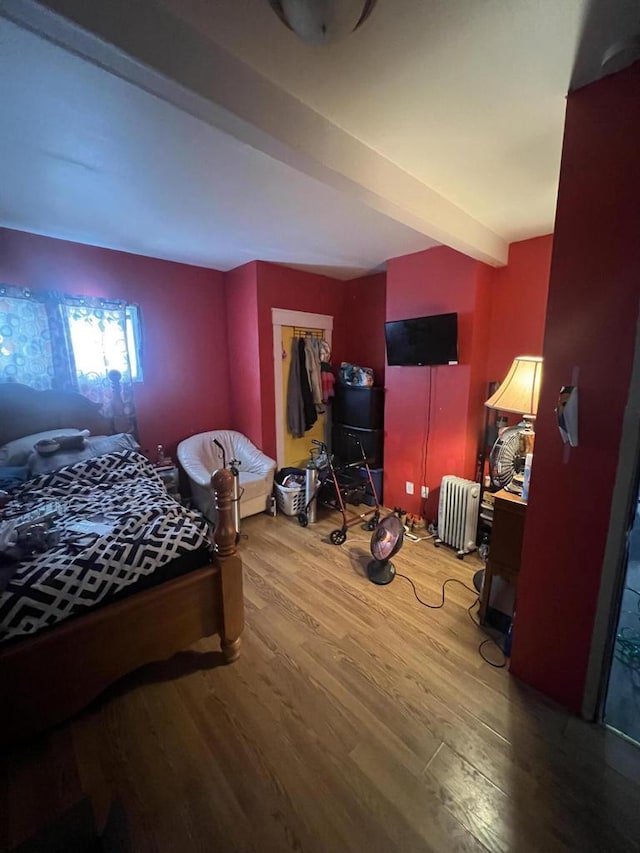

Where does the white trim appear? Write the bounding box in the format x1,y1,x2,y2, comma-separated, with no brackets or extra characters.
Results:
271,308,334,331
272,308,333,468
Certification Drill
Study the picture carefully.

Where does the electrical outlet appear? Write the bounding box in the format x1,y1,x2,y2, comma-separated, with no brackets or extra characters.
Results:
405,481,414,495
421,485,429,499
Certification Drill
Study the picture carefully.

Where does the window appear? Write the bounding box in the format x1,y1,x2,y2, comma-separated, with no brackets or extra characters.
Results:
126,305,144,382
65,303,144,383
0,295,54,388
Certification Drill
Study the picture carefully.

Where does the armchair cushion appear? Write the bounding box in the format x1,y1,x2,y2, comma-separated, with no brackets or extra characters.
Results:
177,430,276,521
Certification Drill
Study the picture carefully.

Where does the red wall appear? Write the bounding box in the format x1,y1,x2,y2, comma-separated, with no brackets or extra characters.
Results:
384,247,490,517
224,262,263,447
0,228,231,457
256,262,347,460
486,236,552,383
343,272,387,385
510,63,640,712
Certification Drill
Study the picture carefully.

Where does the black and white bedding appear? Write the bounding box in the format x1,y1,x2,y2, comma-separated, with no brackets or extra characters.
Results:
0,450,210,642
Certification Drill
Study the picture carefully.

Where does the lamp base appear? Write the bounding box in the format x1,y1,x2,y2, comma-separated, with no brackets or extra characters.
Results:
367,559,396,585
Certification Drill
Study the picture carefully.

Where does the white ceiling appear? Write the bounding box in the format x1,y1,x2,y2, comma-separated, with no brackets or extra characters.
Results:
0,16,436,278
167,0,586,242
1,0,638,277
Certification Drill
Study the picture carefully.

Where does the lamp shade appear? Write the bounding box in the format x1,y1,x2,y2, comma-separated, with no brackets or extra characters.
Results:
485,356,543,416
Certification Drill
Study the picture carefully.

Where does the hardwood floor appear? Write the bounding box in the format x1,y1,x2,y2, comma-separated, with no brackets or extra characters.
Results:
3,511,640,852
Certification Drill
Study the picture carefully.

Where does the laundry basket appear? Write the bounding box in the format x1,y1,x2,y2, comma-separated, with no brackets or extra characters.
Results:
274,481,306,516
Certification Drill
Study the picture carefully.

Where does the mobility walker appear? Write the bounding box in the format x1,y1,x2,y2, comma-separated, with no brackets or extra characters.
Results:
297,438,382,544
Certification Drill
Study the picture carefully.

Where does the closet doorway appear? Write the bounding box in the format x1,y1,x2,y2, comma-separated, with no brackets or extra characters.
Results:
272,308,333,469
281,326,326,468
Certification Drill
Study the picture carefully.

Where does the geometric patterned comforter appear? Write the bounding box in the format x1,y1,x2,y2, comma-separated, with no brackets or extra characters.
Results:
0,451,210,643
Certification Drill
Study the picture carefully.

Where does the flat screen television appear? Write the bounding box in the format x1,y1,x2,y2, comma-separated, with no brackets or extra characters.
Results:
384,312,458,366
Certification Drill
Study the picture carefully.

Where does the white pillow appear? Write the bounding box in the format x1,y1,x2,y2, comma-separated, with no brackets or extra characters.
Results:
0,429,89,467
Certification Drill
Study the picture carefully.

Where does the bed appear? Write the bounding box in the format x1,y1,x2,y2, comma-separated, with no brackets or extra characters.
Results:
0,383,243,747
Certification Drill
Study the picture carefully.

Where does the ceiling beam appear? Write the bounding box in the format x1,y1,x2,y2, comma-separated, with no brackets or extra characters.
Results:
2,0,509,266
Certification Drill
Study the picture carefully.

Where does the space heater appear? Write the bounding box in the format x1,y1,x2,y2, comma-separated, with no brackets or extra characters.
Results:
435,476,480,558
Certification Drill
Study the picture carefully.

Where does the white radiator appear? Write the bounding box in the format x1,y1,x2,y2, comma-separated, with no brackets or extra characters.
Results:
436,475,480,556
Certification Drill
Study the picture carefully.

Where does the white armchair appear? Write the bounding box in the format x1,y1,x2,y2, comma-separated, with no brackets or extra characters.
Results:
177,430,276,523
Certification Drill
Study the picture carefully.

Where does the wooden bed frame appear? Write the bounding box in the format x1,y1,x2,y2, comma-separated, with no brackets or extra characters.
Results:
0,383,244,747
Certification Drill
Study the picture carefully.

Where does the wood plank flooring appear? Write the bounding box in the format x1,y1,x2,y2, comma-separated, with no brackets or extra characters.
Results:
3,511,640,852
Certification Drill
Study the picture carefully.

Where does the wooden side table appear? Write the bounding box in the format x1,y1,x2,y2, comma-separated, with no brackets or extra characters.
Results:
479,488,527,625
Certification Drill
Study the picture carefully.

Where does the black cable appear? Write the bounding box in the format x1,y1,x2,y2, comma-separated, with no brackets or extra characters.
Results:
420,367,433,519
396,573,477,607
477,638,507,668
395,572,507,668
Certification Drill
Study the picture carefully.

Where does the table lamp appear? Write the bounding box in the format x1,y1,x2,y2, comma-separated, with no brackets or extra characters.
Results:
484,356,543,494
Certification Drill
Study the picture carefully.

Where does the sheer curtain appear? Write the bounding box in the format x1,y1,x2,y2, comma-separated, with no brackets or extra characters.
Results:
0,285,137,430
62,295,136,426
0,286,55,389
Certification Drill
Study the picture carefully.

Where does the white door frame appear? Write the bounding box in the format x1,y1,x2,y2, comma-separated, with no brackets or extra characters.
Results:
272,308,333,468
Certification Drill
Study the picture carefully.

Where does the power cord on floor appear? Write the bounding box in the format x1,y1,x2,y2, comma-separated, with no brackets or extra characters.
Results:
395,573,507,668
339,527,507,667
395,573,476,608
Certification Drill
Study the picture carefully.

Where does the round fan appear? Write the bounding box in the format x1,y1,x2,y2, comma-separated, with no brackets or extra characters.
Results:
489,425,523,490
367,515,404,585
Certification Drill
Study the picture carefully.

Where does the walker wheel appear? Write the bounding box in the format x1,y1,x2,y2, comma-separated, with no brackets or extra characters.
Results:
297,513,308,527
330,529,347,545
365,517,378,531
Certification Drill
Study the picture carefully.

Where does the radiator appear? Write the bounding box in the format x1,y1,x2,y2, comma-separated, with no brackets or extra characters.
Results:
436,476,480,556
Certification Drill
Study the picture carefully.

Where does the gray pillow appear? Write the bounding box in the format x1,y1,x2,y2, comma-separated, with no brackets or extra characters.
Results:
0,429,88,467
86,433,140,455
26,433,140,477
27,446,95,477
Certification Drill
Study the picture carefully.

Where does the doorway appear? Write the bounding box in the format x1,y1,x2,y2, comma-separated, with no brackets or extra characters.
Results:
583,312,640,742
603,480,640,745
281,325,327,468
271,308,333,469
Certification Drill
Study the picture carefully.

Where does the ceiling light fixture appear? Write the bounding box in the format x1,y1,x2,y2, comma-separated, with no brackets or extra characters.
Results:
268,0,378,44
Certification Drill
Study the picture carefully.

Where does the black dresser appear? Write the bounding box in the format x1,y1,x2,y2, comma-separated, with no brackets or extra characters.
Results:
332,385,384,470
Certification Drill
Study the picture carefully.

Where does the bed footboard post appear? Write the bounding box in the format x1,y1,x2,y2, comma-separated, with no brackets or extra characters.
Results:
212,468,244,662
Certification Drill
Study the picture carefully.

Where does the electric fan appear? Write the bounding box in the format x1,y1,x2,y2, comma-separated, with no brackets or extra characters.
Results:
489,422,535,493
367,515,404,585
485,356,542,494
489,425,522,490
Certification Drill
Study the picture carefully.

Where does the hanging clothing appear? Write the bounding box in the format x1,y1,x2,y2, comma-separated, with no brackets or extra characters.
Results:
286,336,305,438
305,335,324,412
299,337,317,431
320,362,335,402
319,339,331,364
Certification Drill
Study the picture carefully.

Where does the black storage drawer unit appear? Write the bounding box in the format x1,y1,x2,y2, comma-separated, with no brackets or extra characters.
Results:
332,425,384,468
333,385,384,430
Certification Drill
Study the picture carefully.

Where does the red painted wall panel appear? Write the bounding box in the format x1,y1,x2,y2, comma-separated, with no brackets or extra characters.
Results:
486,235,552,384
510,63,640,712
224,262,263,447
0,228,231,458
343,272,387,385
255,262,347,460
384,247,484,518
